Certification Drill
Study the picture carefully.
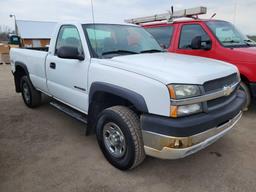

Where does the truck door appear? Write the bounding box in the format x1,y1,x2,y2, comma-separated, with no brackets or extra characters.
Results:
174,23,216,59
46,25,90,113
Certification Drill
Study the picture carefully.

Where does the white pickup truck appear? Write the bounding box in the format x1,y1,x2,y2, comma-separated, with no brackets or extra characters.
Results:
10,21,245,170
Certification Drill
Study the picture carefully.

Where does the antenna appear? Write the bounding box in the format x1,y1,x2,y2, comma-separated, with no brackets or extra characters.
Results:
90,0,95,24
169,6,174,22
233,0,238,24
211,13,216,19
90,0,98,54
167,6,174,22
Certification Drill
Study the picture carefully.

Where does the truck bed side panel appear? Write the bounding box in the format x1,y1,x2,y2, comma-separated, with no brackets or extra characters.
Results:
10,48,49,93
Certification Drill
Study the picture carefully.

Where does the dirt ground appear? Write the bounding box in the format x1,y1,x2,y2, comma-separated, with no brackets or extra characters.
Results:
0,64,256,192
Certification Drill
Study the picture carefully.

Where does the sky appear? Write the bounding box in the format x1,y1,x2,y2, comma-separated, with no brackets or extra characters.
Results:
0,0,255,35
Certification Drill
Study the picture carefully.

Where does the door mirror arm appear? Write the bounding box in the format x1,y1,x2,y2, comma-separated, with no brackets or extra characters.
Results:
77,54,85,61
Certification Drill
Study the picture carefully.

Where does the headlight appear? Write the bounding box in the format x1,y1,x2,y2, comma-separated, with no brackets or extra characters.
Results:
168,84,201,99
168,84,202,118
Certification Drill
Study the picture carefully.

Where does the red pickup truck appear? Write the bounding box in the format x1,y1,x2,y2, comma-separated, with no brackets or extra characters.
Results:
142,19,256,108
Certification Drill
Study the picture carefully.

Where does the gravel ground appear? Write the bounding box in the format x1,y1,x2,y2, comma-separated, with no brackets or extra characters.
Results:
0,64,256,192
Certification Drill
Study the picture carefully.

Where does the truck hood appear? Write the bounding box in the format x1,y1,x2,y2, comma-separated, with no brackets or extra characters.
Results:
235,47,256,55
100,53,238,85
227,47,256,64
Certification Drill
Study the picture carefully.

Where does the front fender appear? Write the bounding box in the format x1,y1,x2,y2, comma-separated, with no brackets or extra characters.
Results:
89,82,148,113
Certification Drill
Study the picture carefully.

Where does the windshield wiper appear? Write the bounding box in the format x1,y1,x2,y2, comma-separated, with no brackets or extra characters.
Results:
244,39,256,46
140,49,164,53
222,40,240,44
102,50,138,56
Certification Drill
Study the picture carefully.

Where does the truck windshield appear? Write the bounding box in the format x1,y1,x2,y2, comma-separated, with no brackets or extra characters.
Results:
82,24,163,58
206,21,256,48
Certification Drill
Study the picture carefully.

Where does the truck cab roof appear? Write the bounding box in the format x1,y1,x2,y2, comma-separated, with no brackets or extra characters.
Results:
57,21,137,27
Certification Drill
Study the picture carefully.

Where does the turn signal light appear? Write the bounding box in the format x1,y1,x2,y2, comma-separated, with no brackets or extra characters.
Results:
170,106,177,118
168,85,176,99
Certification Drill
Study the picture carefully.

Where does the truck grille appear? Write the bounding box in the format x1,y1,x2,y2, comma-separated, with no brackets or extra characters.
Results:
203,73,239,111
203,73,239,93
207,91,237,110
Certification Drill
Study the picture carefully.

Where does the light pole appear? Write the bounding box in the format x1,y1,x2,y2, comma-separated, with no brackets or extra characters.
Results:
9,14,18,35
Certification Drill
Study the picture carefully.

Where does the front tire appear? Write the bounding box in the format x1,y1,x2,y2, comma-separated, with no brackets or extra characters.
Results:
20,76,41,108
239,82,251,111
96,106,145,170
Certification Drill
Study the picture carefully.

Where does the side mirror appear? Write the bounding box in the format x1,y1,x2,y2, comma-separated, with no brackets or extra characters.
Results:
191,36,212,50
57,46,84,61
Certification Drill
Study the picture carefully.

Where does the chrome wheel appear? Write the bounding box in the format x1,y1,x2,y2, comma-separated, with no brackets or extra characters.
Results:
23,82,30,103
103,122,126,158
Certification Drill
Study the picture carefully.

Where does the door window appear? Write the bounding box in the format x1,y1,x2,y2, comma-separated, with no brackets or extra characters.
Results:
146,26,173,48
55,25,83,55
179,24,210,49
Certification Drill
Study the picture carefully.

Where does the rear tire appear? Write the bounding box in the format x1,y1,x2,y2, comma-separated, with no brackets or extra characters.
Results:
20,76,41,108
239,82,251,111
96,106,145,170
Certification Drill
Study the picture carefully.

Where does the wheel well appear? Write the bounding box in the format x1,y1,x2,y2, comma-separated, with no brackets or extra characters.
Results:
14,66,27,92
240,74,250,84
87,91,140,135
240,74,253,97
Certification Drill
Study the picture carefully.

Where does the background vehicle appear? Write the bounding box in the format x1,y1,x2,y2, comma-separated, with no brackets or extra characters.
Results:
8,34,21,46
10,21,245,170
126,7,256,109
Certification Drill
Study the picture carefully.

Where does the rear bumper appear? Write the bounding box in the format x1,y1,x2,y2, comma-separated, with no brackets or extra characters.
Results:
249,83,256,98
141,91,245,159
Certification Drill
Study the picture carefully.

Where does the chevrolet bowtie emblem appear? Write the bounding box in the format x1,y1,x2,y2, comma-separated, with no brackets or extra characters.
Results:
223,85,233,96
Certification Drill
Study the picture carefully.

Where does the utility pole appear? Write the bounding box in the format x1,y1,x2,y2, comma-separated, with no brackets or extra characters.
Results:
9,14,18,35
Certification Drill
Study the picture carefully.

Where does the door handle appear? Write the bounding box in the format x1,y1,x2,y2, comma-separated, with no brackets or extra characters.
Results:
50,62,56,69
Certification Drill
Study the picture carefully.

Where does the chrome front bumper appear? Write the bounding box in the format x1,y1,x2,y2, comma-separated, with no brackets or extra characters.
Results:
143,111,242,159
